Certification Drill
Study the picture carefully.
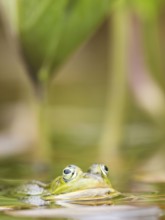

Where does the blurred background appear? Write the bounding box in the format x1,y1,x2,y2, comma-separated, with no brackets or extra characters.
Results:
0,0,165,192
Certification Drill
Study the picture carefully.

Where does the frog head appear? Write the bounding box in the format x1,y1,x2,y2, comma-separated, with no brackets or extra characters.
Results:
46,164,117,200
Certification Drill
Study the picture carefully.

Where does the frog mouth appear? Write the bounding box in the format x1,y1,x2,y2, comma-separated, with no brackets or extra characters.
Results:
44,188,120,201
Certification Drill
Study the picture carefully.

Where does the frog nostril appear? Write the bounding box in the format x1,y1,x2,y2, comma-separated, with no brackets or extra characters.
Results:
64,169,71,174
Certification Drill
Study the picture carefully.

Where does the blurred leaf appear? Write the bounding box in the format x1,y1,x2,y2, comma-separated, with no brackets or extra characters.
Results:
131,0,165,93
16,0,111,83
132,0,165,20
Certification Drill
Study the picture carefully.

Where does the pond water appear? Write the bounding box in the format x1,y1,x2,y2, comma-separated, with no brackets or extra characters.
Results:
0,192,164,220
0,167,164,220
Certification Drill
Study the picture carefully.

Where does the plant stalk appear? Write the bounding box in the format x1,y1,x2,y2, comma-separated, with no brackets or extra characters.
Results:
99,6,129,183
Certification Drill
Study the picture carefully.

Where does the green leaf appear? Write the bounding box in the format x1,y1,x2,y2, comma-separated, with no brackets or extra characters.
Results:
16,0,111,82
132,0,165,21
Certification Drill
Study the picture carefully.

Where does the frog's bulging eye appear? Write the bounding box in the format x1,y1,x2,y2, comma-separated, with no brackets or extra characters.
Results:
63,169,71,174
62,165,81,182
104,165,108,172
101,164,109,175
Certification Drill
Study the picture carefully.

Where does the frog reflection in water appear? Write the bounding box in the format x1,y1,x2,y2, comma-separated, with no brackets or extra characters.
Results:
15,164,120,203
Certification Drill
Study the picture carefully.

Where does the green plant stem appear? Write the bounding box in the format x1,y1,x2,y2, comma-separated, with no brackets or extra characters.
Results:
140,17,165,171
142,17,165,93
32,80,52,165
142,18,165,126
99,6,129,182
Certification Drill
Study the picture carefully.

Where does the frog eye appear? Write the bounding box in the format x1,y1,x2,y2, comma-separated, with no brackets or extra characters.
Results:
101,164,109,175
63,169,72,175
62,165,78,182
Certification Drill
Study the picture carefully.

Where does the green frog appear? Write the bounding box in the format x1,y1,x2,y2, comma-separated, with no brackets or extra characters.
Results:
45,164,120,201
12,164,120,204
